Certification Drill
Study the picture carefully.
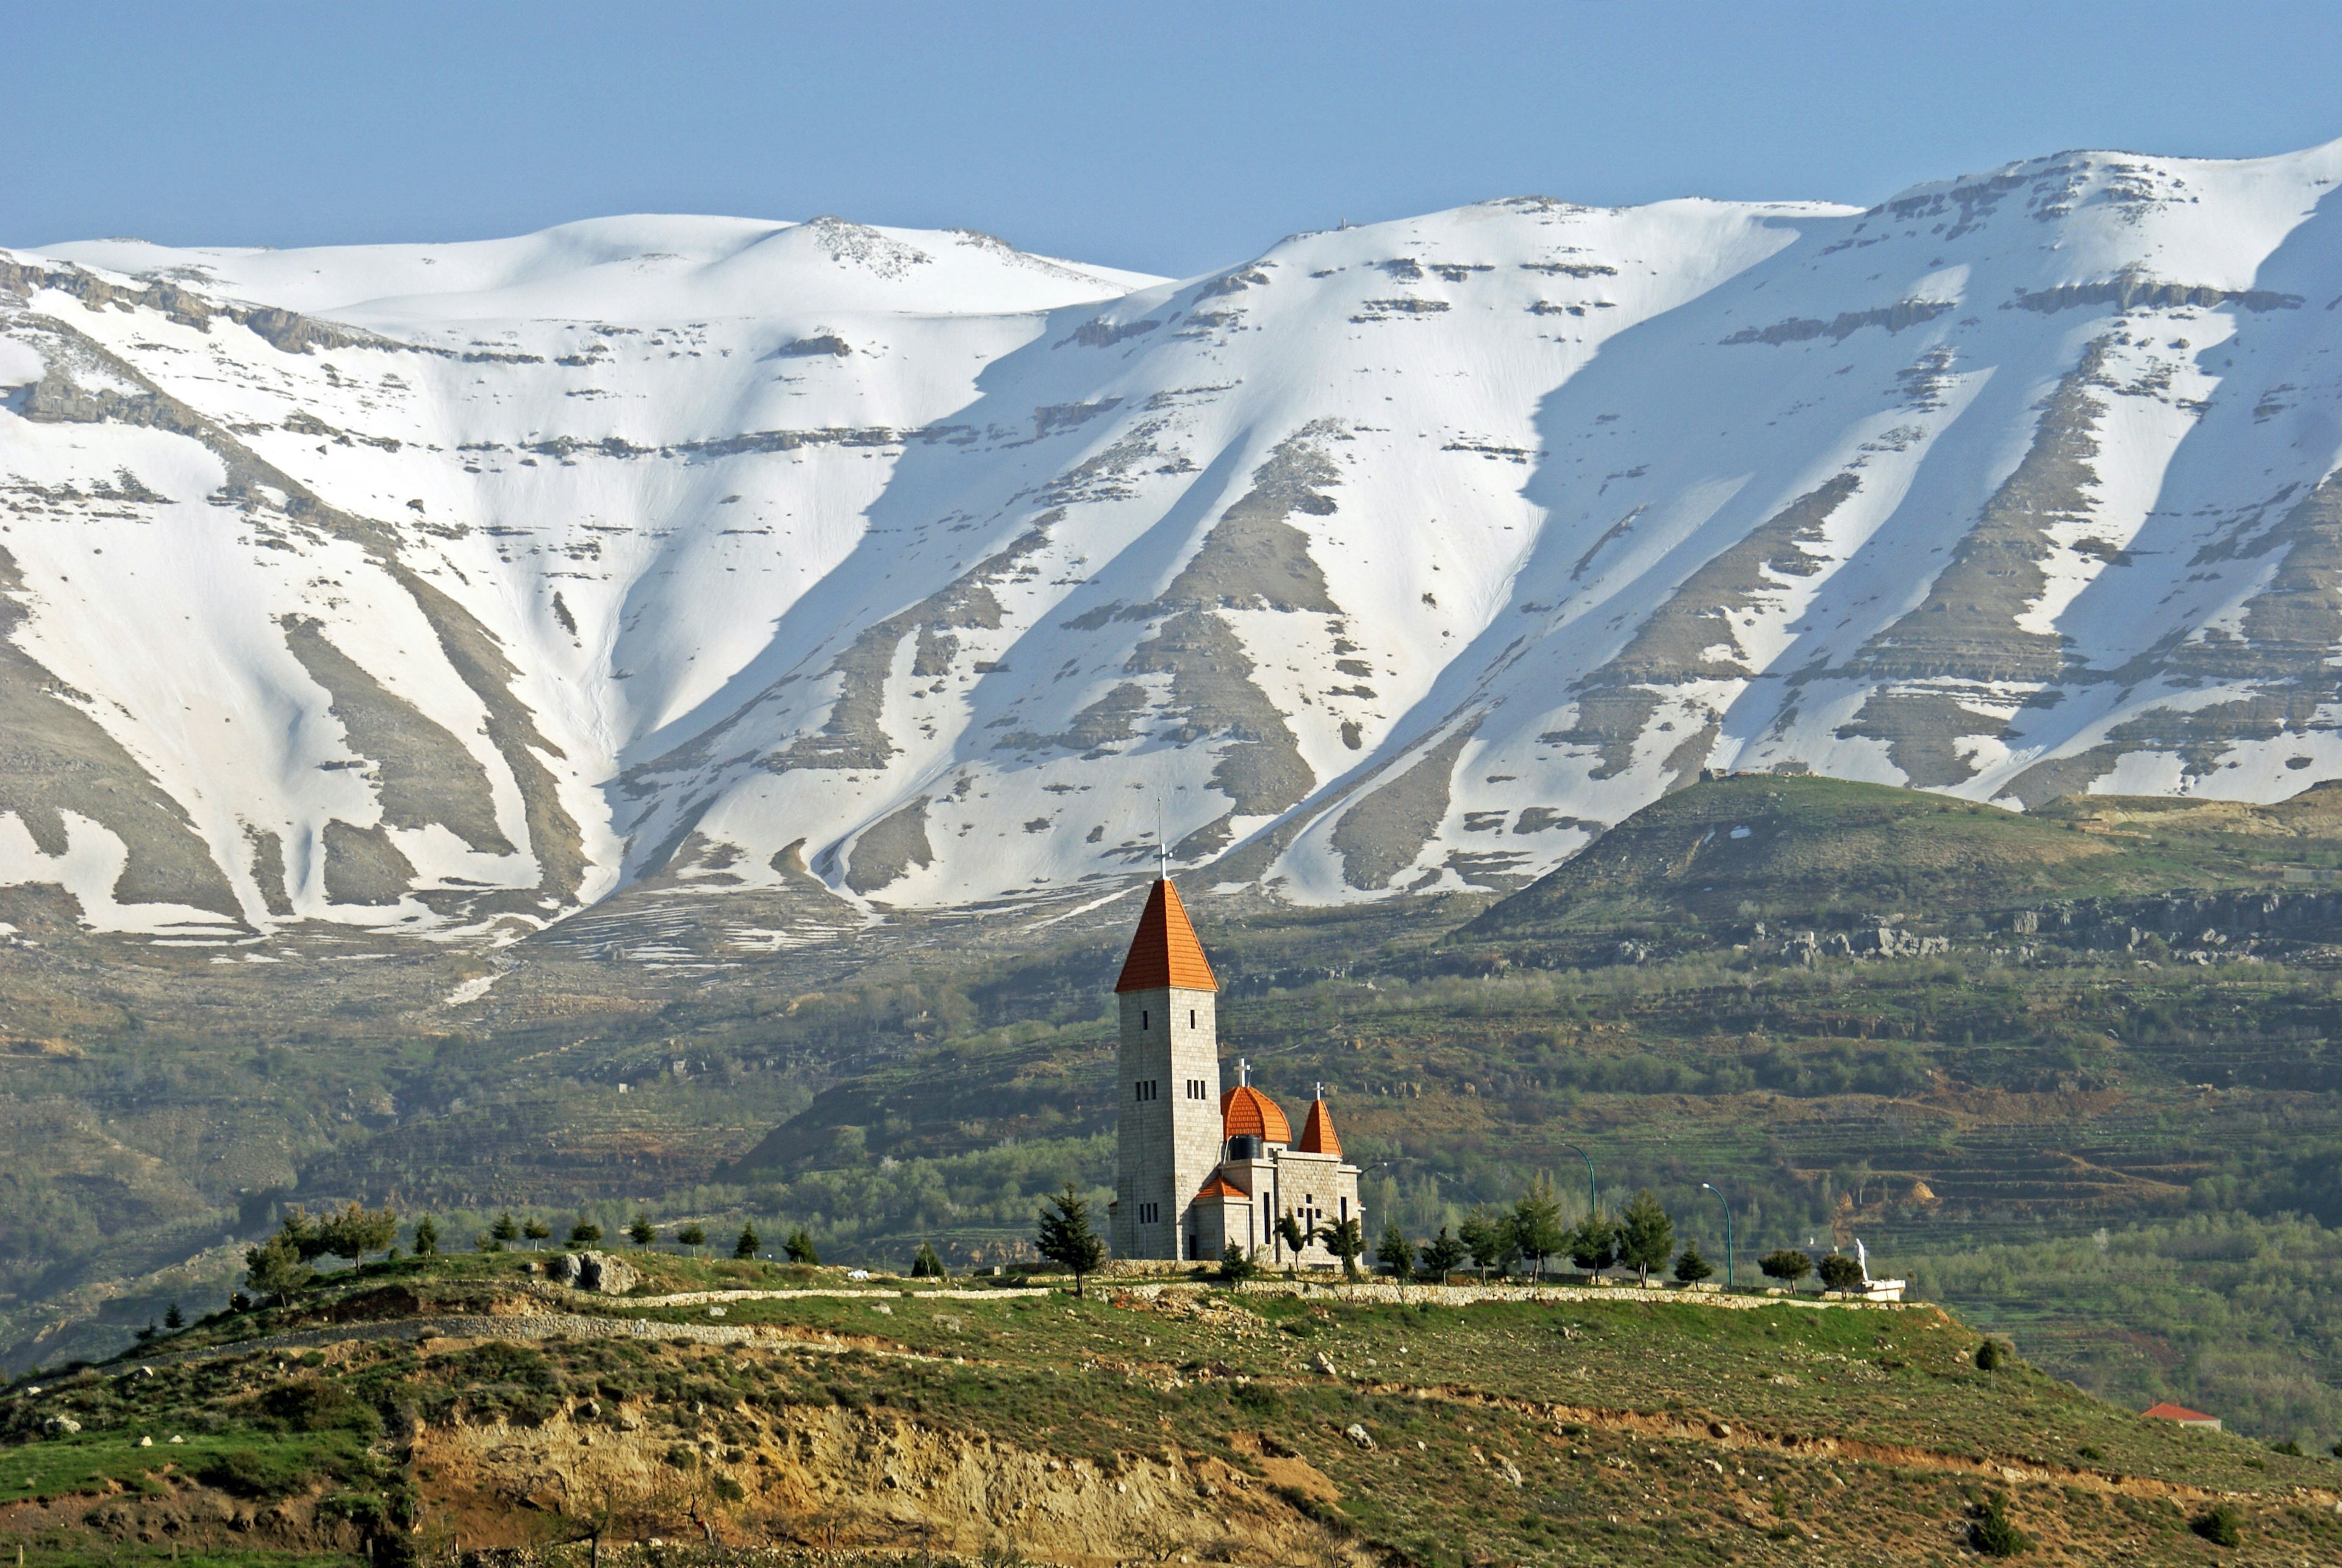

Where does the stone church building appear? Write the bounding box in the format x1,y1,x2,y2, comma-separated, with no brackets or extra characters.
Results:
1109,875,1361,1267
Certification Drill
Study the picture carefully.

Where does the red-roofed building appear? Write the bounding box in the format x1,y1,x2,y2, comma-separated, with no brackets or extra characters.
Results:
1110,878,1359,1267
2141,1402,2221,1430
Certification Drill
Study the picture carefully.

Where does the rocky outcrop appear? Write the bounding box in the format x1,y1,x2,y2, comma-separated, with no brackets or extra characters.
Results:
550,1251,642,1294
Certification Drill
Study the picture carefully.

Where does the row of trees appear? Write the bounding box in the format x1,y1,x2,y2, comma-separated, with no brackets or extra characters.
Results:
1373,1182,1691,1285
472,1211,825,1264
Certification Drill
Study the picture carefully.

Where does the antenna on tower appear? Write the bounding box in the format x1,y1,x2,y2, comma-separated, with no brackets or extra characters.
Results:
1156,797,1169,881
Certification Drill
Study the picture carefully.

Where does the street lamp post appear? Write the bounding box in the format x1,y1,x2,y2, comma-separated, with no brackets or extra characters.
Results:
1556,1142,1597,1222
1700,1183,1735,1292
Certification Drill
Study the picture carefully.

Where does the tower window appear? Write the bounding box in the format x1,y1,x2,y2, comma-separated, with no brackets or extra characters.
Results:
1134,1079,1158,1102
1189,1009,1196,1028
1141,1010,1148,1031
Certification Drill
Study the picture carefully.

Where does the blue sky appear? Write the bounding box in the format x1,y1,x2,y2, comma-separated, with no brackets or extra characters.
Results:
6,1,2339,278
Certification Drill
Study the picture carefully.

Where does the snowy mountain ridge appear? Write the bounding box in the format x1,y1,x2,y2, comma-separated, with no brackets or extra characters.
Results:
2,141,2340,943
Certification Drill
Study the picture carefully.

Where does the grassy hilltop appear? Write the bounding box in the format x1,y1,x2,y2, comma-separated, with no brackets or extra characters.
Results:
3,775,2341,1459
6,1251,2342,1567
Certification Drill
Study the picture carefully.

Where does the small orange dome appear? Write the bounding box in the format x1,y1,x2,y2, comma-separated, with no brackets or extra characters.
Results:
1220,1083,1291,1144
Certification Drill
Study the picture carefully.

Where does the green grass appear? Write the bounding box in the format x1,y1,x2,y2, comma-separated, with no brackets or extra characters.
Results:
23,1260,2342,1566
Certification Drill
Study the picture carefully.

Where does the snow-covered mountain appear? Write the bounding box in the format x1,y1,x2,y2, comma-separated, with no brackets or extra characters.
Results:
4,141,2341,941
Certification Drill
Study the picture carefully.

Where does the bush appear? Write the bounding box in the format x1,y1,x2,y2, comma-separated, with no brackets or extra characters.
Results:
1969,1492,2031,1556
2269,1438,2303,1456
2191,1503,2242,1547
257,1380,385,1437
1218,1244,1259,1284
196,1447,319,1499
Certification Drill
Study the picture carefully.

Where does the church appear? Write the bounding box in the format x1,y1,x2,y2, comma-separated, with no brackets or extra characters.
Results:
1108,875,1362,1267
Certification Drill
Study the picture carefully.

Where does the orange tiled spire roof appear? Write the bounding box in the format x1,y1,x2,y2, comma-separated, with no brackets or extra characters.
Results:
1114,878,1218,993
1297,1087,1341,1157
1221,1083,1291,1144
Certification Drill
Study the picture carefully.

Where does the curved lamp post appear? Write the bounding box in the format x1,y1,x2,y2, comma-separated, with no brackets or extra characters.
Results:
1556,1142,1598,1220
1700,1183,1735,1291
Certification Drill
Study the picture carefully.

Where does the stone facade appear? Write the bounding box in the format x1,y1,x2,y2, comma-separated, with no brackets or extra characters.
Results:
1112,983,1223,1259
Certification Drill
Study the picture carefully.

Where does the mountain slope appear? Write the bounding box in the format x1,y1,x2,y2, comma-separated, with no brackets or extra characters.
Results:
2,141,2341,941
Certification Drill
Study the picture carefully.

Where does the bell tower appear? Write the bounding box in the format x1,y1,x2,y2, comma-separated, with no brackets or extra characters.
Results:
1112,876,1222,1260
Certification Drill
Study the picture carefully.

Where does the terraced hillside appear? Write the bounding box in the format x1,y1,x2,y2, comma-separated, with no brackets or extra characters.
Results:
9,1250,2342,1567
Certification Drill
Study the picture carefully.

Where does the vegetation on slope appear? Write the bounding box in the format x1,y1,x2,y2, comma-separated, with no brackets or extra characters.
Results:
9,1253,2342,1566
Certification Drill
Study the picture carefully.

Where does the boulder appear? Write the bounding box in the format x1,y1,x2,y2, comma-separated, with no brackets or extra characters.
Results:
552,1250,642,1293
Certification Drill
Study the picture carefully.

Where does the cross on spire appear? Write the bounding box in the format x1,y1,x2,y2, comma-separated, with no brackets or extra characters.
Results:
1313,1081,1325,1101
1236,1056,1252,1086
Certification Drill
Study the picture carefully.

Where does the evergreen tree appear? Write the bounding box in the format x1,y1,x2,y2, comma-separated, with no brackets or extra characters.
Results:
1672,1244,1714,1284
412,1217,439,1257
1817,1251,1864,1291
1275,1213,1308,1261
734,1224,761,1259
628,1214,656,1248
911,1242,945,1278
1217,1243,1259,1285
1459,1208,1519,1281
1318,1216,1366,1280
1375,1220,1416,1280
244,1231,312,1306
491,1212,520,1246
1567,1214,1619,1274
1759,1249,1813,1287
317,1202,399,1266
1036,1183,1106,1298
677,1222,707,1253
569,1220,604,1248
784,1226,820,1265
522,1218,551,1249
163,1303,185,1330
1513,1176,1568,1280
1616,1189,1674,1286
1418,1226,1467,1283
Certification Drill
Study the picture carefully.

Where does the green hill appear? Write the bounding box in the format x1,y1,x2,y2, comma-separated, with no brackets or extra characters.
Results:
7,1250,2341,1567
1460,773,2342,941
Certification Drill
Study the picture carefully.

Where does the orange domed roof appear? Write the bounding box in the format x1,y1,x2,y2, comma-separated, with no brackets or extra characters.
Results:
1297,1096,1341,1158
1220,1083,1291,1144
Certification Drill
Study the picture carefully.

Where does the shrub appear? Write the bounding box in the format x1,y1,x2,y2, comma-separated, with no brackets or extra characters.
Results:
2191,1503,2242,1547
1816,1252,1864,1291
196,1447,319,1499
1969,1491,2031,1556
1217,1244,1259,1285
258,1379,385,1437
2269,1439,2303,1456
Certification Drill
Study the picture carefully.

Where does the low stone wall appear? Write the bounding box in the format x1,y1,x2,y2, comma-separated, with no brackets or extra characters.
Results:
1124,1278,1909,1312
